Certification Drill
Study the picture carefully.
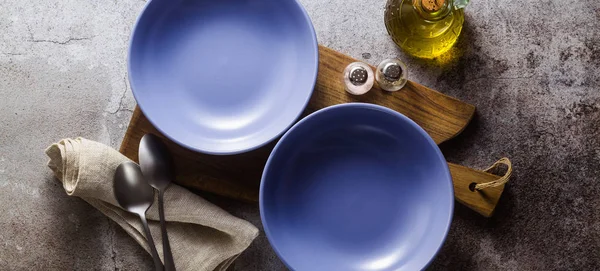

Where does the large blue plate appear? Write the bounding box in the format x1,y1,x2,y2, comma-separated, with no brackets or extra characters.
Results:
260,103,454,271
128,0,318,154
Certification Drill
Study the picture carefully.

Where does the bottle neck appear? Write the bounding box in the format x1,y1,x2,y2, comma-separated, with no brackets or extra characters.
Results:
413,0,452,21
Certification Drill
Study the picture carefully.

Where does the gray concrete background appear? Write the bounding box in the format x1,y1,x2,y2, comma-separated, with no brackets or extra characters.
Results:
1,0,599,270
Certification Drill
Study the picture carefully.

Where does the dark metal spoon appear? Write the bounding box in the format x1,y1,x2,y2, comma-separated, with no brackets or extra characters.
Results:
114,161,164,271
139,134,176,271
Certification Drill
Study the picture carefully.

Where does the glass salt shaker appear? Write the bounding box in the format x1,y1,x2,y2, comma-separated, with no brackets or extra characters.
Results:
343,62,374,95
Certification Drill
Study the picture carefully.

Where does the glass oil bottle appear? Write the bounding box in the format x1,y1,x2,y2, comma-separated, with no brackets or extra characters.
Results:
384,0,469,59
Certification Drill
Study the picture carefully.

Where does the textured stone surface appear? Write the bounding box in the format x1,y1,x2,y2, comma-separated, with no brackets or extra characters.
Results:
1,0,599,270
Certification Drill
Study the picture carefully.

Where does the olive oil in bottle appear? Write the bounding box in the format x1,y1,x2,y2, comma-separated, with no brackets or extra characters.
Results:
384,0,469,59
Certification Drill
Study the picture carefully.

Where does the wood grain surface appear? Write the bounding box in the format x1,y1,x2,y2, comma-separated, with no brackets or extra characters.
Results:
120,45,504,217
312,46,475,145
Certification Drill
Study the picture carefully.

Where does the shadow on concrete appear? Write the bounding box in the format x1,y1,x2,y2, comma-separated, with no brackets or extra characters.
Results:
43,174,111,269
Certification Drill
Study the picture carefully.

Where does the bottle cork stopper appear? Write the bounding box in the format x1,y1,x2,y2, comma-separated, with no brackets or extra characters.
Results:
421,0,445,12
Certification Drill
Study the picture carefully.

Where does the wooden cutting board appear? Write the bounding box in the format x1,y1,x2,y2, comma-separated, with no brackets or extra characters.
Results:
120,45,505,217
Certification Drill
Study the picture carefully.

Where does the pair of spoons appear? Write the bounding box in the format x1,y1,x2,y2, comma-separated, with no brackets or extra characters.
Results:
114,134,176,271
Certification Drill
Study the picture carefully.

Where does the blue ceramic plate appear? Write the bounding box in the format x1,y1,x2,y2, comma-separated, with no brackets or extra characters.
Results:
128,0,318,155
260,103,454,271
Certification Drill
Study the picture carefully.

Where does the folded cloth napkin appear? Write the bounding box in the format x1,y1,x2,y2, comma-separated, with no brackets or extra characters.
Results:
45,138,259,271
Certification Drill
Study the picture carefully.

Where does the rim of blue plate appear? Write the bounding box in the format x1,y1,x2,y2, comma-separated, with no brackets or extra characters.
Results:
126,0,319,155
259,103,454,270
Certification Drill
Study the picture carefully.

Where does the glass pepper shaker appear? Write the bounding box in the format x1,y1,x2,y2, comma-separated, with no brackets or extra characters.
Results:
376,58,408,92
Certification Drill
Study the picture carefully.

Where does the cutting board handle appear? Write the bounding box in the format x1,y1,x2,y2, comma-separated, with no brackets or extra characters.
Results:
450,158,513,217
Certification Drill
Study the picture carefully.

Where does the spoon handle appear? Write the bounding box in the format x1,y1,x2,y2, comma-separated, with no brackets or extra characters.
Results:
158,190,176,271
139,213,164,271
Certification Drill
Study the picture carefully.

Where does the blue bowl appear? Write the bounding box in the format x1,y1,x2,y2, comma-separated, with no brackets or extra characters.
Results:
128,0,318,155
260,103,454,271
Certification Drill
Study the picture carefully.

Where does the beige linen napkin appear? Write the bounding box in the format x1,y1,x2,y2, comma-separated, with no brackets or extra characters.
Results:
45,137,259,271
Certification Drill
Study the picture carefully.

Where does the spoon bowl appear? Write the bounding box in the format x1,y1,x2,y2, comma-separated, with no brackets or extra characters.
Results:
139,134,175,190
114,161,155,214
